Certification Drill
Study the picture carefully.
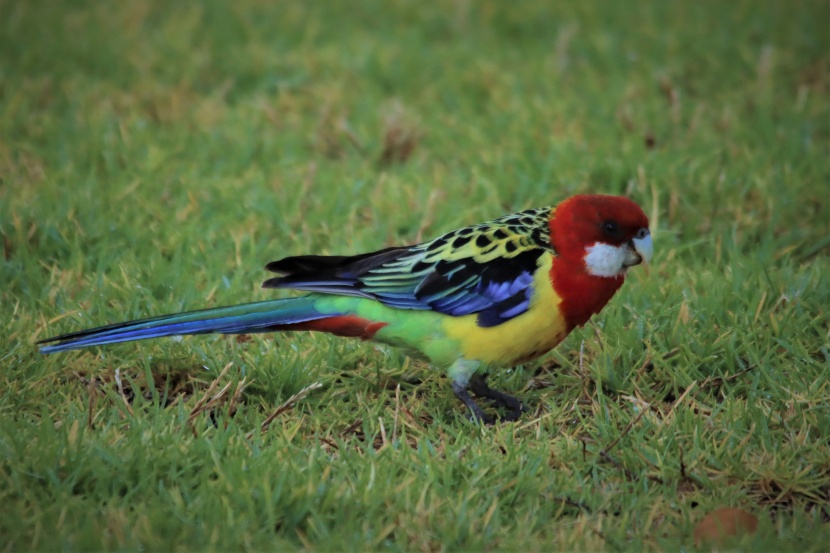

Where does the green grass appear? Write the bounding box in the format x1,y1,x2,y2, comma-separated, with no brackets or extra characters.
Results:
2,0,829,550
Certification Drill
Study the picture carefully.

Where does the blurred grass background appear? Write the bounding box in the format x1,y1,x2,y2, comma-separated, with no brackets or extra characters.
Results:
1,0,828,550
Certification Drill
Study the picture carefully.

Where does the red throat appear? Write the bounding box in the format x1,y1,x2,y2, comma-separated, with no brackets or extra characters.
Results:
549,261,624,330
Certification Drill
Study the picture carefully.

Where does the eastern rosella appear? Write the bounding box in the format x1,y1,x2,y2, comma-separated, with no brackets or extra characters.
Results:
39,194,652,422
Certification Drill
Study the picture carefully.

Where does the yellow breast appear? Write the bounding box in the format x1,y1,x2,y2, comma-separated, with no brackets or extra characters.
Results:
441,253,568,367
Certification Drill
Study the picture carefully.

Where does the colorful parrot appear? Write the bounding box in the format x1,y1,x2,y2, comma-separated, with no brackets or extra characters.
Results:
39,194,652,422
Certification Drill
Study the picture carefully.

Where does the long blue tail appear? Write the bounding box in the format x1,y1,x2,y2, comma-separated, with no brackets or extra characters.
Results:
38,297,325,353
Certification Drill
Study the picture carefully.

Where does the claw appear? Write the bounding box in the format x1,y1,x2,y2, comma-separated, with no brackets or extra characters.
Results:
452,381,491,423
453,375,527,423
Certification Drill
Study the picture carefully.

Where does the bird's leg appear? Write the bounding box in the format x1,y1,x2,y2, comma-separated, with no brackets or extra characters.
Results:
451,381,494,425
468,374,527,422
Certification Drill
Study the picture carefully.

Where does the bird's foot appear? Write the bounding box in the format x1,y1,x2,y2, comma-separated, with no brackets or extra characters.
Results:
452,376,527,424
452,381,495,424
469,374,528,422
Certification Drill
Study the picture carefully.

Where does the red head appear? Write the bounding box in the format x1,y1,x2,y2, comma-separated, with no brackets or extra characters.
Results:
548,194,651,329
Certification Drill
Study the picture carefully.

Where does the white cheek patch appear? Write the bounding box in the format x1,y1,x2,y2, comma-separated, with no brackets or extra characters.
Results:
583,242,626,277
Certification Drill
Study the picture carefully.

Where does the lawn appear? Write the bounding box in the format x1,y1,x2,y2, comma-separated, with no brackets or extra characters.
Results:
1,0,828,550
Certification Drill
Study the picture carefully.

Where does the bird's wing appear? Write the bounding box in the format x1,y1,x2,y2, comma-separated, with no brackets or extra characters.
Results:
263,207,553,328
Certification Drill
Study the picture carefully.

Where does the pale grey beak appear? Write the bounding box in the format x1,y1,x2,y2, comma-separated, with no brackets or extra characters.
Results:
625,230,653,267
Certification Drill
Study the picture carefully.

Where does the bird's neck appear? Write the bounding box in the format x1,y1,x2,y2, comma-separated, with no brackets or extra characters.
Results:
549,258,625,330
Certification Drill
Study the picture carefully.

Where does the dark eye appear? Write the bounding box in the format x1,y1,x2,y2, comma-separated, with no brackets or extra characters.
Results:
602,220,620,237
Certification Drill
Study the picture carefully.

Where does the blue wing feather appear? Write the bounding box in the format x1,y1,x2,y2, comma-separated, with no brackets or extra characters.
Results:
263,207,553,327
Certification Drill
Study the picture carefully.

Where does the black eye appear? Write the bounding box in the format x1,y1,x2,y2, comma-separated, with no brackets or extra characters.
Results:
602,220,620,237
